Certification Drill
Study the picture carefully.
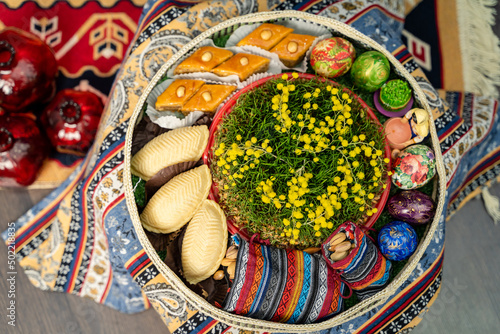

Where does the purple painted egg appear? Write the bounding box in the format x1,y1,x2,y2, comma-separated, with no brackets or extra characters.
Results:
387,190,435,225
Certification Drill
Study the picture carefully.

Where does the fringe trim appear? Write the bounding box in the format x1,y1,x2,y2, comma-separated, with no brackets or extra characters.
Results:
482,187,500,224
457,0,500,98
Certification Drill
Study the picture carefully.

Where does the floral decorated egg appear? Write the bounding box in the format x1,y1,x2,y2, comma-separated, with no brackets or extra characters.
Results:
310,37,355,78
392,145,436,189
350,51,390,92
378,221,418,261
388,190,435,225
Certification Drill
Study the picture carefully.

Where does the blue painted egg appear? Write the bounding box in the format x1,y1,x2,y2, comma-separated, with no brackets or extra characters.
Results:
378,221,418,261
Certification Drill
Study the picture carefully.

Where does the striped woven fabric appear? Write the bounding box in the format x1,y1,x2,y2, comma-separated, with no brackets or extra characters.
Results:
223,236,345,324
322,222,392,300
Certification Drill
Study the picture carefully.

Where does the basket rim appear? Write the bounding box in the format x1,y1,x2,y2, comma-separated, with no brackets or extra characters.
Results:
123,10,447,332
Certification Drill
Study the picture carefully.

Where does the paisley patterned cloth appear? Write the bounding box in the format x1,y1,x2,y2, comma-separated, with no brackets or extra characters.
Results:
224,236,345,324
322,222,392,301
2,0,500,333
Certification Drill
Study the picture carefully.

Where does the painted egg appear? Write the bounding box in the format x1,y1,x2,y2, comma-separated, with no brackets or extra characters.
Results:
310,37,356,78
392,145,436,190
378,221,418,261
388,190,435,225
350,51,390,92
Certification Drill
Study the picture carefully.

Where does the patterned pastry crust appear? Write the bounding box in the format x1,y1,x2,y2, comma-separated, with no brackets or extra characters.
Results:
211,53,270,81
182,199,228,284
181,84,236,114
174,46,234,75
155,79,205,111
270,33,316,67
140,165,212,234
131,125,209,180
236,23,294,50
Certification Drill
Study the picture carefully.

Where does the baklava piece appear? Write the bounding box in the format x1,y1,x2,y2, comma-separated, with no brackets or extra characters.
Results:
211,53,270,81
236,23,294,50
155,79,205,111
173,46,234,75
181,84,236,114
270,33,316,67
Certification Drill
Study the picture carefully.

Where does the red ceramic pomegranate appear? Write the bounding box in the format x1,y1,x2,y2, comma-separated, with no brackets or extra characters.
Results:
41,89,104,154
0,27,58,113
0,114,49,186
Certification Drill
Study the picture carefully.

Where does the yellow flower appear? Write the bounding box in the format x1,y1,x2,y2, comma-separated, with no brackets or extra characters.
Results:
292,72,299,79
282,73,289,80
384,158,390,163
277,83,283,90
283,218,291,226
262,195,270,203
266,147,273,153
359,134,366,141
303,92,311,99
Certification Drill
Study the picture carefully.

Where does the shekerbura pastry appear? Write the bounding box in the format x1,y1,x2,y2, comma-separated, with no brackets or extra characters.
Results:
131,125,209,180
182,199,228,284
140,165,212,234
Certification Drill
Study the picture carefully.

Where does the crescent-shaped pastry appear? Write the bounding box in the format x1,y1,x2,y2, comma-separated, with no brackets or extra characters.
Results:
182,199,228,284
140,164,212,234
131,125,209,181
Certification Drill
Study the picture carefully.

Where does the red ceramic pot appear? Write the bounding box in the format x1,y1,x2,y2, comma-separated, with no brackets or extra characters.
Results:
0,114,49,186
41,89,104,155
0,27,58,113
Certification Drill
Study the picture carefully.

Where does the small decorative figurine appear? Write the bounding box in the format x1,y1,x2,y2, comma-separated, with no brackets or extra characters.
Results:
392,144,436,190
350,51,390,92
387,190,435,225
384,108,430,157
310,37,356,78
378,221,418,261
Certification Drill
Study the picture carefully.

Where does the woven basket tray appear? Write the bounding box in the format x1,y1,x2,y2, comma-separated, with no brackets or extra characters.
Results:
124,10,447,333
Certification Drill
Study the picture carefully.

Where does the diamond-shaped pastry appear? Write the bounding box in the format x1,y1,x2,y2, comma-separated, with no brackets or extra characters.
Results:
174,46,234,75
270,33,316,67
237,23,294,50
155,79,205,111
181,84,236,114
211,53,270,81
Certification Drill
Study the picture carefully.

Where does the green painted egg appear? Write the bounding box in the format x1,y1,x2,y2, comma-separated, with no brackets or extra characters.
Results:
350,51,390,92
